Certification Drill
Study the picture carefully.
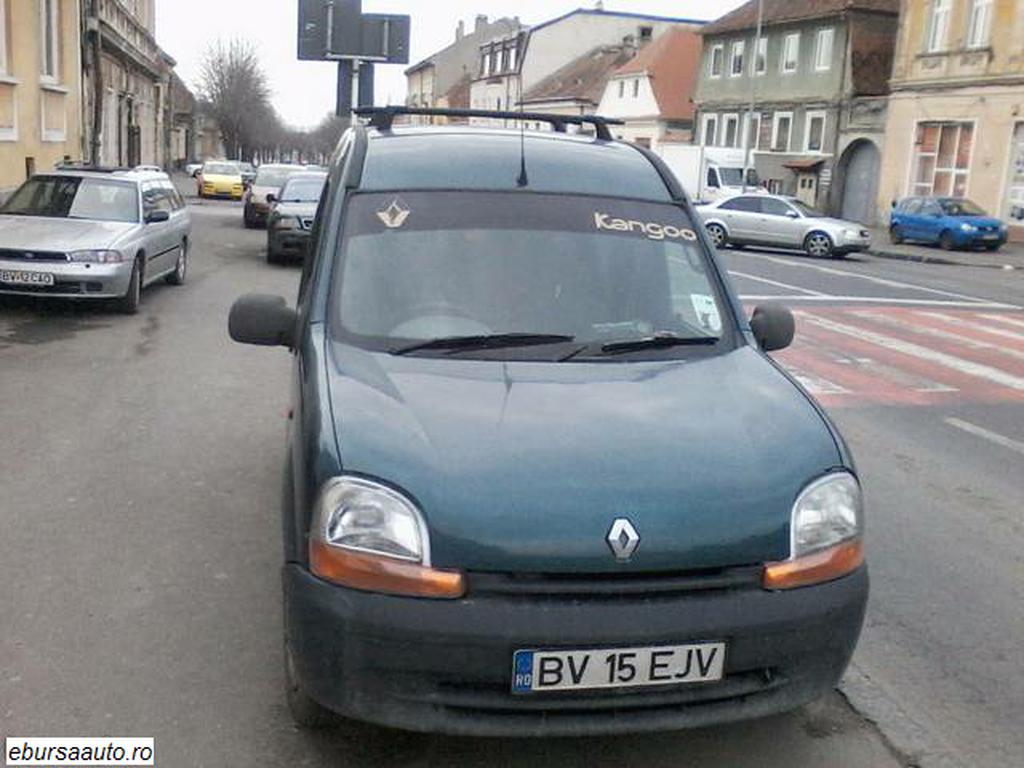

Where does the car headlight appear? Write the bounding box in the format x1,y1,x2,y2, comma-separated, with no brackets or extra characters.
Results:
309,476,464,598
843,228,860,239
272,215,298,231
764,472,864,590
960,223,976,232
999,223,1008,232
68,249,124,263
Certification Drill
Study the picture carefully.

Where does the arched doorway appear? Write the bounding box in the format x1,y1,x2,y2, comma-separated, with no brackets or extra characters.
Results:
838,139,881,225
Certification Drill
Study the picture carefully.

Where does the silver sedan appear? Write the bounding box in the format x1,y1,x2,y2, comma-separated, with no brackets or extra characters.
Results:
0,169,192,313
697,193,871,258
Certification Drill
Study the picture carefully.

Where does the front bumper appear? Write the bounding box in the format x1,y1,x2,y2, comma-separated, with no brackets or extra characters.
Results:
0,259,133,299
246,202,270,223
284,563,868,736
835,233,871,253
268,228,311,258
201,183,243,199
959,231,1007,248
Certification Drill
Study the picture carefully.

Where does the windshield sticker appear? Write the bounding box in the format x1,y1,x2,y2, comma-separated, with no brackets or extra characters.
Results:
690,294,722,333
594,212,698,242
377,198,411,229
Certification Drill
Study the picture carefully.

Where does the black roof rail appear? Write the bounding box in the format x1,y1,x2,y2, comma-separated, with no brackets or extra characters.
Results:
354,106,625,142
53,162,133,173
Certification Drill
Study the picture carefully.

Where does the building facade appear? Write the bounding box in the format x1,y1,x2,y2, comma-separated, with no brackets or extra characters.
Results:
406,15,523,118
597,26,703,150
694,0,898,223
0,0,83,197
877,0,1024,237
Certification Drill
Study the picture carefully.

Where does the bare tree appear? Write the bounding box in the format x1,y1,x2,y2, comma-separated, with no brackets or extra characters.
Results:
197,40,271,160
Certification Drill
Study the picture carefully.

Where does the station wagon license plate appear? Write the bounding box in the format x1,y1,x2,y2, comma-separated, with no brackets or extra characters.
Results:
0,269,54,286
512,642,725,693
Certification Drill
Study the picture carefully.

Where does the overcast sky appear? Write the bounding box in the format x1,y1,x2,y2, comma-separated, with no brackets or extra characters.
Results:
155,1,745,129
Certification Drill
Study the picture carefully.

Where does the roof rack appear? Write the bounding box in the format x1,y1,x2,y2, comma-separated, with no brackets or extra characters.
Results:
54,162,133,173
354,106,625,142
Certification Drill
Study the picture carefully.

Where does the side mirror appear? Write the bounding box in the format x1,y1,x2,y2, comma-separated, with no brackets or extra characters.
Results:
785,210,800,219
750,303,795,352
228,294,297,348
145,210,170,224
266,193,277,204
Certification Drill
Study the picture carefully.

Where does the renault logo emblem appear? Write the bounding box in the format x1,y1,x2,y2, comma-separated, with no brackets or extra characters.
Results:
376,198,410,229
607,518,640,561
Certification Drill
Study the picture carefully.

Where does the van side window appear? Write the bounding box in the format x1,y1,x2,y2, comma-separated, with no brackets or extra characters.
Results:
706,168,719,188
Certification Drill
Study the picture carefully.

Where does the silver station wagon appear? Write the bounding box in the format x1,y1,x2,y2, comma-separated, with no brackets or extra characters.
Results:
0,168,192,313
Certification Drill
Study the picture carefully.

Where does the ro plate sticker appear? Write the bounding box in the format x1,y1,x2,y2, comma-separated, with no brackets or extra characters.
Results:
690,294,722,333
512,650,534,693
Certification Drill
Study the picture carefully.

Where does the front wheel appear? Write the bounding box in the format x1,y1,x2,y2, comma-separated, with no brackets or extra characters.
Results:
889,226,904,244
705,223,727,249
116,259,142,314
984,243,1002,252
939,231,956,251
804,231,834,259
165,242,187,285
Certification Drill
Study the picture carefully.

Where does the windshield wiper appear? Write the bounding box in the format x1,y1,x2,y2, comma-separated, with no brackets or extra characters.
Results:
390,333,575,356
598,333,719,355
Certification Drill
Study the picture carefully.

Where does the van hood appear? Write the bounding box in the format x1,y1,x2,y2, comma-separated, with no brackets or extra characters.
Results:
326,344,842,573
0,215,135,252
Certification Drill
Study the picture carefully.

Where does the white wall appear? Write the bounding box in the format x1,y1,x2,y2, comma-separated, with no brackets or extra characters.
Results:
597,75,660,120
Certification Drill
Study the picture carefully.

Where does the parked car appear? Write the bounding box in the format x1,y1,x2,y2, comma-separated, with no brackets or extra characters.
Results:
197,161,243,200
228,107,867,735
698,193,871,258
237,161,257,188
134,164,162,173
889,196,1008,251
0,168,191,313
266,171,326,263
186,162,203,178
243,163,304,228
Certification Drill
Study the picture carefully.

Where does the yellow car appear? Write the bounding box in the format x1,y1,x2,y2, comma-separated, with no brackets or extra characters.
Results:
198,161,244,200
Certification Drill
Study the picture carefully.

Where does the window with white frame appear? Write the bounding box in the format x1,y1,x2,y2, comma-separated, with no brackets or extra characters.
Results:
702,114,718,146
509,46,518,71
633,78,640,97
926,0,950,53
709,45,724,77
754,36,767,75
967,0,992,48
730,40,745,77
723,113,740,148
911,121,973,196
804,111,826,152
781,32,800,73
771,112,793,152
41,0,60,81
744,113,762,151
814,28,834,71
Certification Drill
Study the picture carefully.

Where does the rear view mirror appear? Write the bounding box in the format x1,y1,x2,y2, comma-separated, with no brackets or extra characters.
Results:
786,211,800,219
228,294,297,348
145,210,170,224
266,193,277,204
750,304,795,352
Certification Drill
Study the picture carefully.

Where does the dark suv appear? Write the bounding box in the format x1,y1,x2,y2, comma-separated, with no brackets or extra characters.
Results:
229,107,868,736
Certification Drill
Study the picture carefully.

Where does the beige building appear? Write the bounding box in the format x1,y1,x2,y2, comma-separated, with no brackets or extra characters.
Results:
0,0,83,196
877,0,1024,237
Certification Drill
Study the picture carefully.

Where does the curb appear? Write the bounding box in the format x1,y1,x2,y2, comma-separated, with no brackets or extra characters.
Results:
867,246,1020,271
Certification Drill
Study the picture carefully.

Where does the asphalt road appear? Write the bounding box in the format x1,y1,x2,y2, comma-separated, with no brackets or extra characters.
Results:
1,194,1021,767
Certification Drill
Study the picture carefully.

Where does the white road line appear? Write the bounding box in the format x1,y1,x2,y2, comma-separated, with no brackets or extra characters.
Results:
729,272,828,296
738,295,1018,309
747,253,1021,308
918,312,1024,344
852,310,1024,363
797,313,1024,390
980,313,1024,330
944,418,1024,456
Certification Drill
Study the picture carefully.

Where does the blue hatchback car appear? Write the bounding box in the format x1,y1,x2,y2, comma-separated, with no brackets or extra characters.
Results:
889,196,1008,251
228,106,868,736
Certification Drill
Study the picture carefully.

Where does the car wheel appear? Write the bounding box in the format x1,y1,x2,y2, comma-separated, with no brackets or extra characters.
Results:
705,223,727,249
243,206,255,229
267,240,280,264
116,258,142,315
166,242,187,285
939,231,956,251
984,243,1002,252
804,231,834,259
283,641,335,729
889,225,904,244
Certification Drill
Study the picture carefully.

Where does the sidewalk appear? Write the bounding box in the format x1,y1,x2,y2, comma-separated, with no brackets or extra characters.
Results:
866,226,1024,270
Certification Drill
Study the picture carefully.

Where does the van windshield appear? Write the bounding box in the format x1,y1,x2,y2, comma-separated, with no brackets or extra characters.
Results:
332,192,733,360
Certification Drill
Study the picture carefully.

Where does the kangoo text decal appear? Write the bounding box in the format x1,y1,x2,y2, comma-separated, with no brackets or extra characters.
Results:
594,212,698,242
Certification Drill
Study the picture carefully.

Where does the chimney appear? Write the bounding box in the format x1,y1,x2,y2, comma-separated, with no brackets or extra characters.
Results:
456,20,465,40
475,14,488,32
623,34,637,54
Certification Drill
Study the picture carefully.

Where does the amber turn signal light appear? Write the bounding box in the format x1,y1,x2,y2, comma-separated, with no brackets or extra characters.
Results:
763,539,864,590
310,541,465,599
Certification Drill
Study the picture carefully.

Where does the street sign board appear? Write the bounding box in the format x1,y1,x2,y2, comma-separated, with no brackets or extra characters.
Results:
297,0,362,61
358,14,411,64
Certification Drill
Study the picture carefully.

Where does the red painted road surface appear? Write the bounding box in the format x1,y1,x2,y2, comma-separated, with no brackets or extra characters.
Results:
767,306,1024,407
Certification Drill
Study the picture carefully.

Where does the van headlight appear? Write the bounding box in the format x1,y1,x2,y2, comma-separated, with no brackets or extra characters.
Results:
764,472,864,590
309,476,464,598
